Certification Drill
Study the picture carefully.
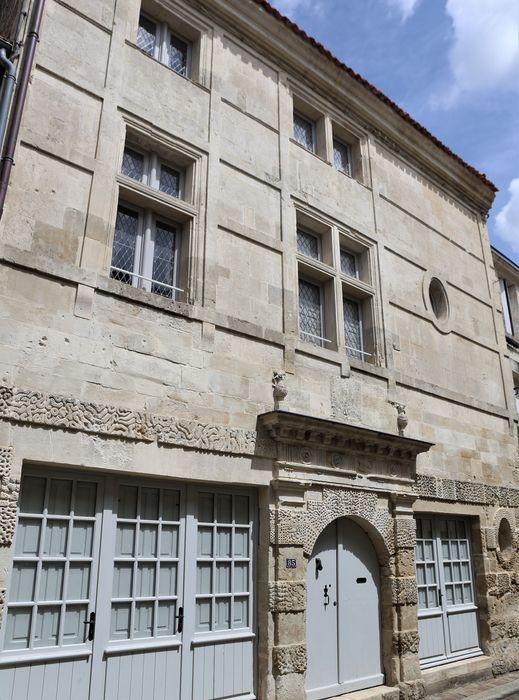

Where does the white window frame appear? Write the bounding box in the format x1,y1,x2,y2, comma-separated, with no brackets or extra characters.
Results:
137,12,192,78
122,144,184,200
499,278,514,335
293,111,316,153
110,204,183,299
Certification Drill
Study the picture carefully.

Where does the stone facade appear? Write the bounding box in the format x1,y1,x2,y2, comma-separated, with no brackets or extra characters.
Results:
0,0,517,699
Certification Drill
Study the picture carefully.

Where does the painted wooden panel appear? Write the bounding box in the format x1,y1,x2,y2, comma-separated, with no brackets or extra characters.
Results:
1,659,90,700
192,639,254,700
104,648,181,700
447,610,479,653
418,615,445,660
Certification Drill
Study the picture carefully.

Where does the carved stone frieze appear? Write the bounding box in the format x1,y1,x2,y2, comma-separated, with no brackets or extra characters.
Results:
0,384,276,458
0,445,17,548
269,581,306,612
0,476,20,547
304,488,394,558
416,474,519,507
272,643,307,675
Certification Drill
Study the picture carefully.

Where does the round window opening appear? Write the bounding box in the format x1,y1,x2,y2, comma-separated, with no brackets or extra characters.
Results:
429,277,449,321
498,518,513,561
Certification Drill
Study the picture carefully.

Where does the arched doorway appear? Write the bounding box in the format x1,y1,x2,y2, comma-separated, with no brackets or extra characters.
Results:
306,518,384,700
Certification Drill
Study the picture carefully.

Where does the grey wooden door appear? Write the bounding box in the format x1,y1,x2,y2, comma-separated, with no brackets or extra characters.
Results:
416,517,481,668
306,518,383,700
0,472,255,700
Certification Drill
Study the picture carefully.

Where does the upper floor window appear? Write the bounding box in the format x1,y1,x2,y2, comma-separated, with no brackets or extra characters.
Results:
499,278,514,335
295,212,378,362
297,228,321,260
293,112,315,153
137,13,190,77
111,206,181,299
333,138,352,177
110,131,202,303
121,145,182,199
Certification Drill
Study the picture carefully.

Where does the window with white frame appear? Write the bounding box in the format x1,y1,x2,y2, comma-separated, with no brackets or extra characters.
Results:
293,112,315,153
137,12,191,77
110,206,181,299
333,138,352,177
499,278,514,335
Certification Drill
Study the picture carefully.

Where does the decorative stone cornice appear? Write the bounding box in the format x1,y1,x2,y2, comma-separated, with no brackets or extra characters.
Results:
0,384,275,458
259,411,433,462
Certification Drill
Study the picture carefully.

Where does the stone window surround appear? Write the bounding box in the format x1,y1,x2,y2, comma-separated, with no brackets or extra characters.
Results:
129,0,211,88
295,208,379,364
289,88,368,185
110,120,205,307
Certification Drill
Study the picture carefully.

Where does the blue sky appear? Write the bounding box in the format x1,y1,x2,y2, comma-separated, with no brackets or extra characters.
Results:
269,0,519,264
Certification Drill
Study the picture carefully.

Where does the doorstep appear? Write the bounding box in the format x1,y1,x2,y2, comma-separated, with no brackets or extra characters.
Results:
421,655,494,696
327,685,399,700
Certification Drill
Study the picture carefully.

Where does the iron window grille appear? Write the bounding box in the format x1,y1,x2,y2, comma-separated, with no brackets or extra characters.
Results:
293,112,316,153
333,138,352,177
121,145,182,200
136,13,191,78
110,205,182,300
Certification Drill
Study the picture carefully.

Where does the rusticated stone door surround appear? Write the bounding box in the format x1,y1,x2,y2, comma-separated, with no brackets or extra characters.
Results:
259,410,434,700
268,484,425,699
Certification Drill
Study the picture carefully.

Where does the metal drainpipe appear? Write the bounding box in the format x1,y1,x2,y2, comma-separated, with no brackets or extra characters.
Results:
0,50,17,155
0,0,46,220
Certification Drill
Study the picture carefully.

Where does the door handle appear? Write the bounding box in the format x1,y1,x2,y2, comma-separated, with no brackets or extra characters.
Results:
83,611,96,641
175,606,184,634
438,588,443,606
323,585,330,608
315,558,323,575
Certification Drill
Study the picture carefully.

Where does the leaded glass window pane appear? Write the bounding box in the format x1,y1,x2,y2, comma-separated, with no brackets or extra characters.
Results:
121,147,144,182
160,165,181,198
297,229,320,259
137,15,156,56
299,280,323,346
333,139,352,176
111,208,138,285
343,297,362,360
340,249,357,277
168,34,189,76
293,113,315,152
152,222,176,298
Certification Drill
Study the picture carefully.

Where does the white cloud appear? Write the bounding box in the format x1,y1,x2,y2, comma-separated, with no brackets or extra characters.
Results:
495,178,519,254
383,0,421,21
268,0,324,17
433,0,519,107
